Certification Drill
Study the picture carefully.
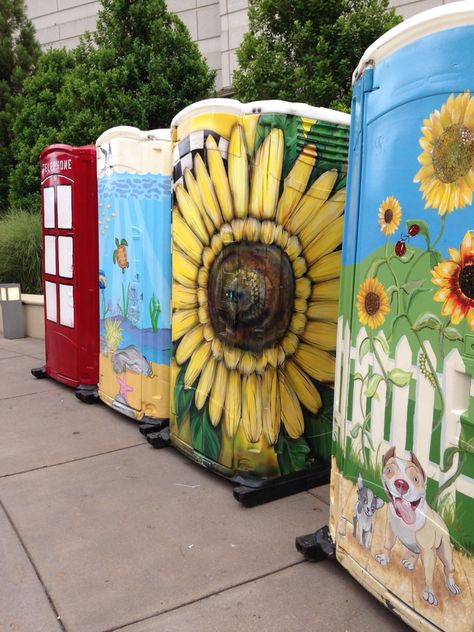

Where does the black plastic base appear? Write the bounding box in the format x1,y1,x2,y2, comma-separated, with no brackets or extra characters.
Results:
139,419,169,437
143,426,171,448
295,525,336,562
31,366,48,379
75,384,99,404
232,461,330,507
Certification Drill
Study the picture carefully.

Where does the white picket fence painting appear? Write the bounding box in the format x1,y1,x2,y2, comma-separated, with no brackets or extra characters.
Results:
334,316,474,501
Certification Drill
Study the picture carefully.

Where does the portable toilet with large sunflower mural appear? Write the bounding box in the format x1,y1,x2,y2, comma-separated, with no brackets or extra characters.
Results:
97,127,172,429
296,3,474,630
165,98,350,504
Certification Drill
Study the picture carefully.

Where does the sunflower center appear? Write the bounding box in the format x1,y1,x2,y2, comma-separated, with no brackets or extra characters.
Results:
208,242,294,352
459,264,474,300
384,209,393,224
432,124,474,183
364,291,381,316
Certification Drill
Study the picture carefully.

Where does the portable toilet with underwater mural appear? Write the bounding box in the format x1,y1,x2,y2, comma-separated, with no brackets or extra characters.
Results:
296,4,474,631
97,127,172,428
157,98,350,505
32,144,99,403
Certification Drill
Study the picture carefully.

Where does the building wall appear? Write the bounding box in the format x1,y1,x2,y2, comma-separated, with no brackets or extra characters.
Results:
25,0,451,91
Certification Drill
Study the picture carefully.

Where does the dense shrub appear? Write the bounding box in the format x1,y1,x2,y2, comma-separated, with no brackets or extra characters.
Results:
0,208,42,293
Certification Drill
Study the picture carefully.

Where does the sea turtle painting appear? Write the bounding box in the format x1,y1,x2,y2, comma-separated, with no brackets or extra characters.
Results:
113,238,129,273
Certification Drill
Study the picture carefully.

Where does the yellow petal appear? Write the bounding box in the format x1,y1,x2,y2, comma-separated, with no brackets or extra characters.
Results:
301,321,337,351
249,139,265,218
311,278,340,302
285,235,303,261
284,359,322,414
173,213,204,265
263,128,284,219
289,312,307,335
292,256,307,278
223,345,241,370
241,373,262,443
239,351,257,375
308,251,341,283
281,332,300,357
276,144,316,225
209,361,228,426
172,308,199,341
195,355,217,409
198,266,208,288
176,324,204,364
206,134,234,222
184,341,212,388
172,249,198,288
307,301,339,322
184,168,214,235
194,152,223,229
287,170,338,234
231,218,245,241
224,370,241,437
299,189,345,248
262,367,280,445
295,277,311,299
242,113,258,159
175,184,210,245
294,343,335,382
228,125,249,219
172,283,197,310
278,369,304,438
303,216,344,266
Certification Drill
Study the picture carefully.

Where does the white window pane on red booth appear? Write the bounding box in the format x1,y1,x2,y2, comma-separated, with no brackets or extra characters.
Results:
43,187,55,228
45,281,57,322
57,185,72,229
44,235,56,275
58,236,73,278
59,284,74,328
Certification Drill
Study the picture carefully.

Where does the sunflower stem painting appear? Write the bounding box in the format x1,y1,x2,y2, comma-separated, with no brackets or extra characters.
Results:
171,108,350,477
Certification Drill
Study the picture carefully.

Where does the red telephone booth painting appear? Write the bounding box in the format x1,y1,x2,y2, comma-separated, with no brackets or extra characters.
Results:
32,144,99,403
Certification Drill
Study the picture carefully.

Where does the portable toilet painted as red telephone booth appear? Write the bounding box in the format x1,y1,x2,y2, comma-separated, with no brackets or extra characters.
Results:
296,4,474,631
165,98,350,505
32,144,99,403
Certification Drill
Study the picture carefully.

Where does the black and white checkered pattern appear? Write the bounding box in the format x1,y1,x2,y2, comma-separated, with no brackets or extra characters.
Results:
173,129,229,188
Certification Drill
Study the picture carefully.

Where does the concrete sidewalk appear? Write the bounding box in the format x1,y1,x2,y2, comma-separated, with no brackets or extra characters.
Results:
0,337,410,632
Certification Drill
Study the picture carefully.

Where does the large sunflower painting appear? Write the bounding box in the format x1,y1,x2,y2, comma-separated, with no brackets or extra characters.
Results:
171,106,349,478
414,91,474,215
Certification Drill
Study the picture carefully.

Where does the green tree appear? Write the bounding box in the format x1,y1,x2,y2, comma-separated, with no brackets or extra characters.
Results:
10,0,216,208
233,0,401,111
0,0,39,210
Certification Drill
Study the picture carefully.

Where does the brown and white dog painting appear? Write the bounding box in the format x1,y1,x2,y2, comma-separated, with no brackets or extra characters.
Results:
375,446,461,606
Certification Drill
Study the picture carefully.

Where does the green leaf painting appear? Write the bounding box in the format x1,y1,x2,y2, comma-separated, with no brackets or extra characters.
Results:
174,367,194,424
191,406,221,462
276,432,310,475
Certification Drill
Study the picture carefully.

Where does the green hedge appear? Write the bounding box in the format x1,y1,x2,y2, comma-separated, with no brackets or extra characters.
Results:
0,209,42,293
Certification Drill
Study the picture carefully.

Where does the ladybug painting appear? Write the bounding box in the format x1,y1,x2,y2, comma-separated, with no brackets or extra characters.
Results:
395,240,406,257
113,237,129,273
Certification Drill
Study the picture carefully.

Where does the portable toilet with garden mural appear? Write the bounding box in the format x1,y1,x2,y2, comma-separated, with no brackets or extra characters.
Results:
296,4,474,631
97,127,172,428
162,98,350,504
32,144,99,402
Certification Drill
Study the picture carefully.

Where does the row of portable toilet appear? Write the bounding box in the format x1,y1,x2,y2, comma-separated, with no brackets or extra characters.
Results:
33,3,473,631
35,97,351,507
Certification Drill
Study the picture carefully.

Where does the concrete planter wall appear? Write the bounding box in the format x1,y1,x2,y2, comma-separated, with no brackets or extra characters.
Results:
0,294,44,339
